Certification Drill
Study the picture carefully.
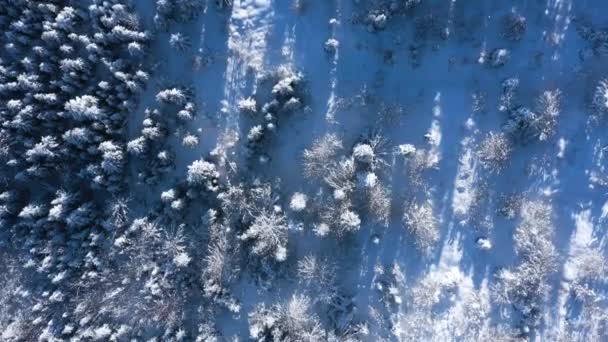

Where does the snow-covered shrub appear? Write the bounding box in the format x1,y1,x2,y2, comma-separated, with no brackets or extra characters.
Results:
99,140,124,175
247,125,265,144
154,0,205,29
202,228,241,313
290,192,308,212
592,79,608,116
25,136,60,166
186,158,220,192
397,144,417,157
504,89,561,142
216,182,252,223
367,12,388,32
487,48,510,68
105,197,130,230
353,144,375,164
240,209,288,262
18,202,47,221
67,202,98,229
471,91,487,113
238,97,257,114
48,190,76,222
497,193,522,219
169,33,191,52
314,188,363,236
352,133,390,172
140,149,175,185
573,17,608,56
324,38,339,55
358,172,378,189
127,136,148,156
239,66,306,159
324,157,356,195
503,106,536,139
177,102,197,121
476,237,492,250
260,68,305,117
339,209,362,232
130,86,198,182
570,248,607,301
63,127,97,150
478,132,512,173
403,199,439,253
303,133,343,178
272,68,304,100
498,77,519,112
297,255,337,303
374,262,406,308
195,322,222,342
179,134,197,149
367,182,392,226
502,13,527,42
65,95,103,121
80,140,127,192
216,0,233,9
156,87,188,106
248,295,326,341
533,89,562,141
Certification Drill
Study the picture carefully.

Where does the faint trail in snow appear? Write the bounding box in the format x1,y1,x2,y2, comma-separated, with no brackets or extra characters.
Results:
451,119,480,223
444,0,457,39
324,0,342,124
220,0,275,130
424,92,443,167
280,25,296,64
543,0,573,60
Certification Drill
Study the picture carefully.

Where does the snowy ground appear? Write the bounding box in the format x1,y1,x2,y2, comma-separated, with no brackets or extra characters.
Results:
129,0,608,340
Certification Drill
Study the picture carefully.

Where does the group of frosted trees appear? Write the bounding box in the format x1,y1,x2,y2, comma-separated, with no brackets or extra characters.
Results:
2,0,608,340
237,65,306,164
0,0,231,339
0,0,150,192
0,0,159,339
127,85,199,185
